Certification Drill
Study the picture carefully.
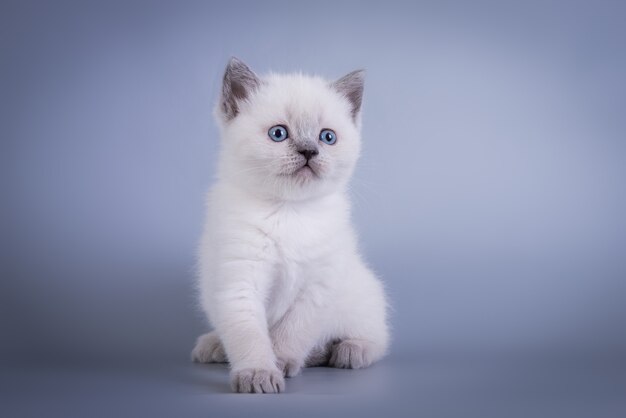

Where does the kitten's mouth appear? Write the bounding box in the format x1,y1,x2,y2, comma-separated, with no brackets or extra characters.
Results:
278,162,320,180
293,162,318,178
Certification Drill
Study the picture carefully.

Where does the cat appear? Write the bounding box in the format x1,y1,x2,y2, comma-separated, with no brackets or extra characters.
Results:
191,57,389,393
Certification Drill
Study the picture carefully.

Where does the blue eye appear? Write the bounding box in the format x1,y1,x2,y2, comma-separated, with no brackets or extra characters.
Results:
319,129,337,145
268,125,288,142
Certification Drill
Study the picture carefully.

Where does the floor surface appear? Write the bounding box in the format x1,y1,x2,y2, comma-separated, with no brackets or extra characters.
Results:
2,350,625,418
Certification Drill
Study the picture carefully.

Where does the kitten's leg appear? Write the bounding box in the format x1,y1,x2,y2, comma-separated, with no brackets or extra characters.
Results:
270,286,332,378
328,262,389,370
191,331,227,363
212,260,284,393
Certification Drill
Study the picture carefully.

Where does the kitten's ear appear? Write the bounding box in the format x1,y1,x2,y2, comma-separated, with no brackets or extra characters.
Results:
332,70,365,120
220,57,260,121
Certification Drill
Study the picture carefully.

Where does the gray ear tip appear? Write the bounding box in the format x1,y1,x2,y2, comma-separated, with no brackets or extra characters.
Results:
354,69,366,84
337,69,366,86
226,56,248,71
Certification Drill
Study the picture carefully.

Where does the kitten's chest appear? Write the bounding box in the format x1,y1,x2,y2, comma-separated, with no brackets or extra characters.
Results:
265,206,337,264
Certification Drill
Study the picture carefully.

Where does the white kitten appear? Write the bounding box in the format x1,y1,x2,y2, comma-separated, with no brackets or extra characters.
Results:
192,58,389,393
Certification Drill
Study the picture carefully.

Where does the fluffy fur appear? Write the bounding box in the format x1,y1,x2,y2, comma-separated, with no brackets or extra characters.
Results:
192,58,389,393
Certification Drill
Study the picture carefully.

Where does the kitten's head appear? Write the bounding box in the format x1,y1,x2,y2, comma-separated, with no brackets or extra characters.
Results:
215,57,364,201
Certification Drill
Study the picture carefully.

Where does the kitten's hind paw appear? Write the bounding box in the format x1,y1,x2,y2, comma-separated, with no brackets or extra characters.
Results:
231,368,285,393
328,339,377,369
191,332,227,363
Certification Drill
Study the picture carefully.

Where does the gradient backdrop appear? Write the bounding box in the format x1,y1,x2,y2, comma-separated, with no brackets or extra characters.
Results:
2,1,625,417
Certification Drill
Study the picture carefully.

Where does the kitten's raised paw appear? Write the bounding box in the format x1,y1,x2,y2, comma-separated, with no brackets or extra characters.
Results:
276,357,303,378
231,368,285,393
328,339,376,369
191,332,227,363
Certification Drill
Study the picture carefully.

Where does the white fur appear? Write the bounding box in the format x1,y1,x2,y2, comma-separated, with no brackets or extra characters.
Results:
192,62,389,393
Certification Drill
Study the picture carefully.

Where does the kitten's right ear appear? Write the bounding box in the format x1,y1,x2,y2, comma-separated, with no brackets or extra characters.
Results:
220,57,260,121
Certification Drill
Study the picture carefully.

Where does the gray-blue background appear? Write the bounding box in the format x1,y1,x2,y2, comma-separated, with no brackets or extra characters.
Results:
2,1,625,417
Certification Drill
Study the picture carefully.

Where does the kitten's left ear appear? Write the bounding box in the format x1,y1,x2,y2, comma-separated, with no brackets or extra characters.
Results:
332,70,365,120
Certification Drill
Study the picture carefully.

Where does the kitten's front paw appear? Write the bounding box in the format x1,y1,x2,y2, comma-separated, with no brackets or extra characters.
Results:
191,332,227,363
328,339,376,369
231,368,285,393
275,357,303,378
